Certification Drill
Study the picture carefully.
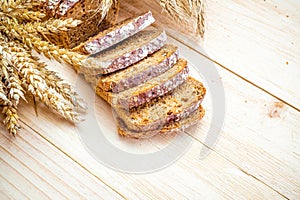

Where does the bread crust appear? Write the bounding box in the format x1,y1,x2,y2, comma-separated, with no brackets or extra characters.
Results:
81,30,167,75
73,11,155,54
117,106,205,139
96,59,189,109
97,44,179,93
43,0,120,48
113,77,206,132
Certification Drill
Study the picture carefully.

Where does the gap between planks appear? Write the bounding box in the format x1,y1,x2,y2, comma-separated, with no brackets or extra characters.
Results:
16,34,296,199
20,112,288,199
18,119,127,200
183,130,289,200
119,0,300,111
166,33,300,113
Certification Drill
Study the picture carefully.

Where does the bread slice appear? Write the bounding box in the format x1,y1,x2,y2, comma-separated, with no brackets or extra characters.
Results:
113,77,206,132
44,0,119,48
73,11,155,55
81,29,167,75
117,106,205,139
96,59,189,109
97,44,179,93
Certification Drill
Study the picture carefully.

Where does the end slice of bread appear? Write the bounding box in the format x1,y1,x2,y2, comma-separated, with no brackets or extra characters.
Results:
113,77,206,132
44,0,119,49
81,29,167,75
73,11,155,55
117,106,205,139
98,44,179,93
96,59,189,109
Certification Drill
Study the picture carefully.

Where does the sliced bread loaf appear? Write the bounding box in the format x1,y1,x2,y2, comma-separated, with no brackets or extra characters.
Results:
117,106,205,139
96,59,189,109
73,11,155,55
113,77,206,132
81,29,167,75
98,44,179,93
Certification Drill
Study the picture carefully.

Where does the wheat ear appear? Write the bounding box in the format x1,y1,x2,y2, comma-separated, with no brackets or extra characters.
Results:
1,42,81,121
1,17,87,71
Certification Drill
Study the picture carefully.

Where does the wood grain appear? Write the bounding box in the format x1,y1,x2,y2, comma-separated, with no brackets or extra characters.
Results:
173,37,300,198
0,125,124,200
119,0,300,110
12,38,299,199
1,1,299,199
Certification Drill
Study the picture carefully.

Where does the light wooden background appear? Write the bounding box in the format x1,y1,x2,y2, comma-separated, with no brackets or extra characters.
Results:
1,0,299,199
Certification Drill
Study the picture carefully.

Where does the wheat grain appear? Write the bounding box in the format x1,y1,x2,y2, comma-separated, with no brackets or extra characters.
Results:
0,0,45,22
2,104,21,136
30,18,81,34
0,80,11,106
0,44,26,106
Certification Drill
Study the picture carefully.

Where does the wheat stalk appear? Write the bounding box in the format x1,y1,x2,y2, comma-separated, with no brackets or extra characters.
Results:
157,0,205,36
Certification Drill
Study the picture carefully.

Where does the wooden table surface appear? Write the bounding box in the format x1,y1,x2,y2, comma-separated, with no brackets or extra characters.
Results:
1,0,299,199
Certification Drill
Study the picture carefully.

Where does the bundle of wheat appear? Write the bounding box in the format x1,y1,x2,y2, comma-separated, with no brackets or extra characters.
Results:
0,0,88,136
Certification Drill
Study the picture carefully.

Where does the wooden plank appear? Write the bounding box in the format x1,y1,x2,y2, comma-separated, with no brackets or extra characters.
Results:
10,47,297,198
119,0,300,110
16,112,284,199
0,126,124,200
0,175,29,200
171,37,300,199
